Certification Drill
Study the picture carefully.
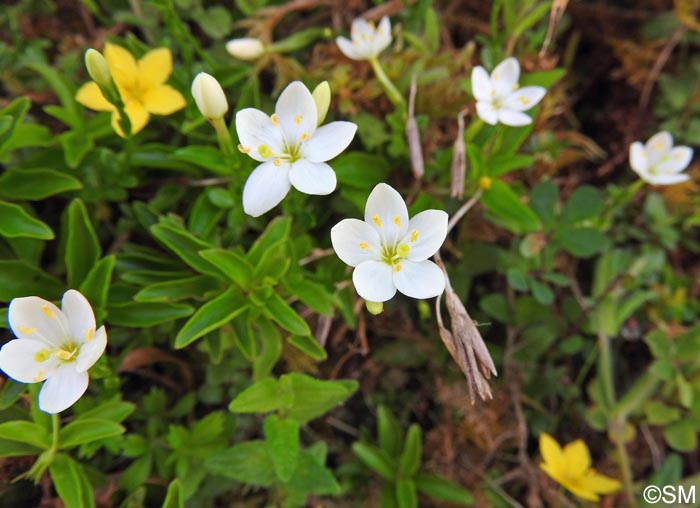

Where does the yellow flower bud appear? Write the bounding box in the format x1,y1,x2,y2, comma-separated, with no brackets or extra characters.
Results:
478,176,493,190
84,48,112,89
311,81,331,126
225,38,265,61
191,72,229,120
365,301,384,315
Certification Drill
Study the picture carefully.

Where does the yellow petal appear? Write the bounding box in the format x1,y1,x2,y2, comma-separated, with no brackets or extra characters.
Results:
563,439,592,475
75,82,115,112
104,43,138,89
137,47,173,88
111,101,150,137
565,481,601,502
142,85,186,115
539,433,566,472
580,471,622,494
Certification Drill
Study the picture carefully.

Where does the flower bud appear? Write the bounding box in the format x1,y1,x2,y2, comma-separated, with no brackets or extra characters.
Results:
311,81,331,126
478,176,492,190
365,301,384,315
84,49,112,89
191,72,229,120
225,38,265,61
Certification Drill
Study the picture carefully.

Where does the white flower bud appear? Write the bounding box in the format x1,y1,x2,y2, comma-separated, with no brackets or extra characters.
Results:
311,81,330,126
225,38,265,61
85,48,112,89
191,72,229,120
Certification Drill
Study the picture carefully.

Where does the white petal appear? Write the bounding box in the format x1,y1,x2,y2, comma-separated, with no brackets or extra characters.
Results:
645,131,673,155
236,108,285,162
364,183,409,246
9,296,71,348
471,66,493,101
491,57,520,97
76,326,107,372
375,16,392,54
629,141,648,173
336,36,364,60
61,290,96,345
646,173,690,186
38,367,89,413
393,260,445,299
498,109,533,127
331,219,382,267
289,160,337,195
476,101,499,125
657,146,693,174
242,161,292,217
505,86,545,111
352,261,396,302
303,121,357,162
401,210,448,261
0,338,58,383
275,81,317,145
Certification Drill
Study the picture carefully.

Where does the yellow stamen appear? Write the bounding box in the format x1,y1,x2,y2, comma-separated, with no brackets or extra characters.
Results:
273,159,282,167
301,132,310,141
41,305,55,318
393,215,401,227
512,83,519,90
397,244,410,257
368,21,376,30
410,229,419,243
652,142,664,151
86,328,95,343
372,215,382,227
294,114,303,125
32,370,44,382
18,326,37,334
393,264,402,272
55,349,74,360
34,349,50,363
270,114,280,126
519,96,531,106
359,242,369,250
238,144,251,154
478,176,493,190
258,144,272,158
493,72,499,81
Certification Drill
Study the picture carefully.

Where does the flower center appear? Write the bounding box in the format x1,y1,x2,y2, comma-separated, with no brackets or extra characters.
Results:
381,242,410,272
54,342,81,363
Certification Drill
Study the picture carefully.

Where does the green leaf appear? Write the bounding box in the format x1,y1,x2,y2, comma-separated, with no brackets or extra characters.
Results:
135,275,220,302
530,180,558,228
487,153,534,177
162,479,184,508
150,221,222,278
0,260,63,301
264,415,300,482
288,335,327,361
506,268,529,291
78,256,115,320
175,286,247,348
643,401,681,425
285,278,334,316
378,405,404,458
205,441,276,486
663,419,698,452
59,419,125,449
49,454,95,508
0,168,82,200
262,291,311,336
333,152,392,189
352,442,395,480
396,479,418,508
530,279,554,305
171,146,231,175
398,424,422,476
107,301,194,327
229,377,286,414
481,180,539,234
77,397,135,423
0,200,54,240
285,448,341,494
555,227,606,258
0,421,50,449
0,379,26,410
65,199,102,288
247,217,292,262
199,249,253,288
0,438,42,457
59,131,93,168
414,473,473,505
284,374,358,424
252,318,282,380
560,185,603,224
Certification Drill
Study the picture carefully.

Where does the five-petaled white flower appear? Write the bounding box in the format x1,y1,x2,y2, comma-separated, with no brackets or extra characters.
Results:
629,131,693,185
0,290,107,413
336,16,392,61
331,183,447,303
236,81,357,217
471,57,546,127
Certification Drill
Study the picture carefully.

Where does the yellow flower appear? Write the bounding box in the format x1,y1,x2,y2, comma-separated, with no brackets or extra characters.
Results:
76,43,186,136
539,433,621,502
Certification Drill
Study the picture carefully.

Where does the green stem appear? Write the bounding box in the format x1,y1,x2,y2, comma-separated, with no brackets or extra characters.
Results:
212,116,235,157
50,413,60,455
464,117,484,143
26,413,61,483
613,371,660,420
597,331,615,409
368,57,405,111
611,416,637,507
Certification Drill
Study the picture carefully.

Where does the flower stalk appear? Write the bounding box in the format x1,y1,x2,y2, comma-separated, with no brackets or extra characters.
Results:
369,57,405,110
212,116,235,156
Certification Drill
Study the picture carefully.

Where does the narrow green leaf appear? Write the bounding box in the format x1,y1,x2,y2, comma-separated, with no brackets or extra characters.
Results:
285,373,358,424
0,438,42,457
150,222,222,278
107,301,194,327
174,286,246,348
414,473,473,505
78,256,115,320
288,335,327,361
352,442,395,480
378,405,403,458
285,449,341,494
481,180,539,234
396,479,418,508
49,454,95,508
263,291,311,336
264,415,300,482
398,424,422,476
199,249,253,288
229,378,285,414
0,260,62,301
59,419,125,449
246,216,292,262
65,199,102,288
134,275,220,302
0,168,82,200
0,421,50,449
205,441,276,486
252,318,282,380
0,200,54,240
162,479,185,508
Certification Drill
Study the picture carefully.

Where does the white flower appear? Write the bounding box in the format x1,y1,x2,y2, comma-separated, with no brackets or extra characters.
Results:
336,16,392,61
471,57,546,127
629,131,693,185
331,183,447,302
0,290,107,413
236,81,357,217
191,72,229,120
226,38,266,61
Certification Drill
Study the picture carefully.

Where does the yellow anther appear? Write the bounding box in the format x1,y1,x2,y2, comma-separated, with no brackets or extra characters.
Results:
368,21,376,30
18,326,36,334
32,370,45,383
273,159,282,167
301,132,310,141
55,349,74,360
393,215,401,227
359,242,369,250
397,244,410,258
258,144,272,158
238,144,251,154
270,114,280,126
34,349,50,363
512,83,520,90
519,96,531,106
478,176,493,190
294,114,303,125
393,264,402,273
410,229,419,243
86,328,95,343
490,90,497,97
372,215,382,227
493,72,499,81
41,305,55,318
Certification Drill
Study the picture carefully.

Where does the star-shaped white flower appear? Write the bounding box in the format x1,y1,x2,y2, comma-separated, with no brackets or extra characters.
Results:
236,81,357,217
471,57,546,127
0,290,107,413
629,131,693,185
336,16,392,61
331,183,447,303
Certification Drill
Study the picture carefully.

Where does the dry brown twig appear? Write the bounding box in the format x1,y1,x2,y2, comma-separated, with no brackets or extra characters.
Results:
406,74,424,180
